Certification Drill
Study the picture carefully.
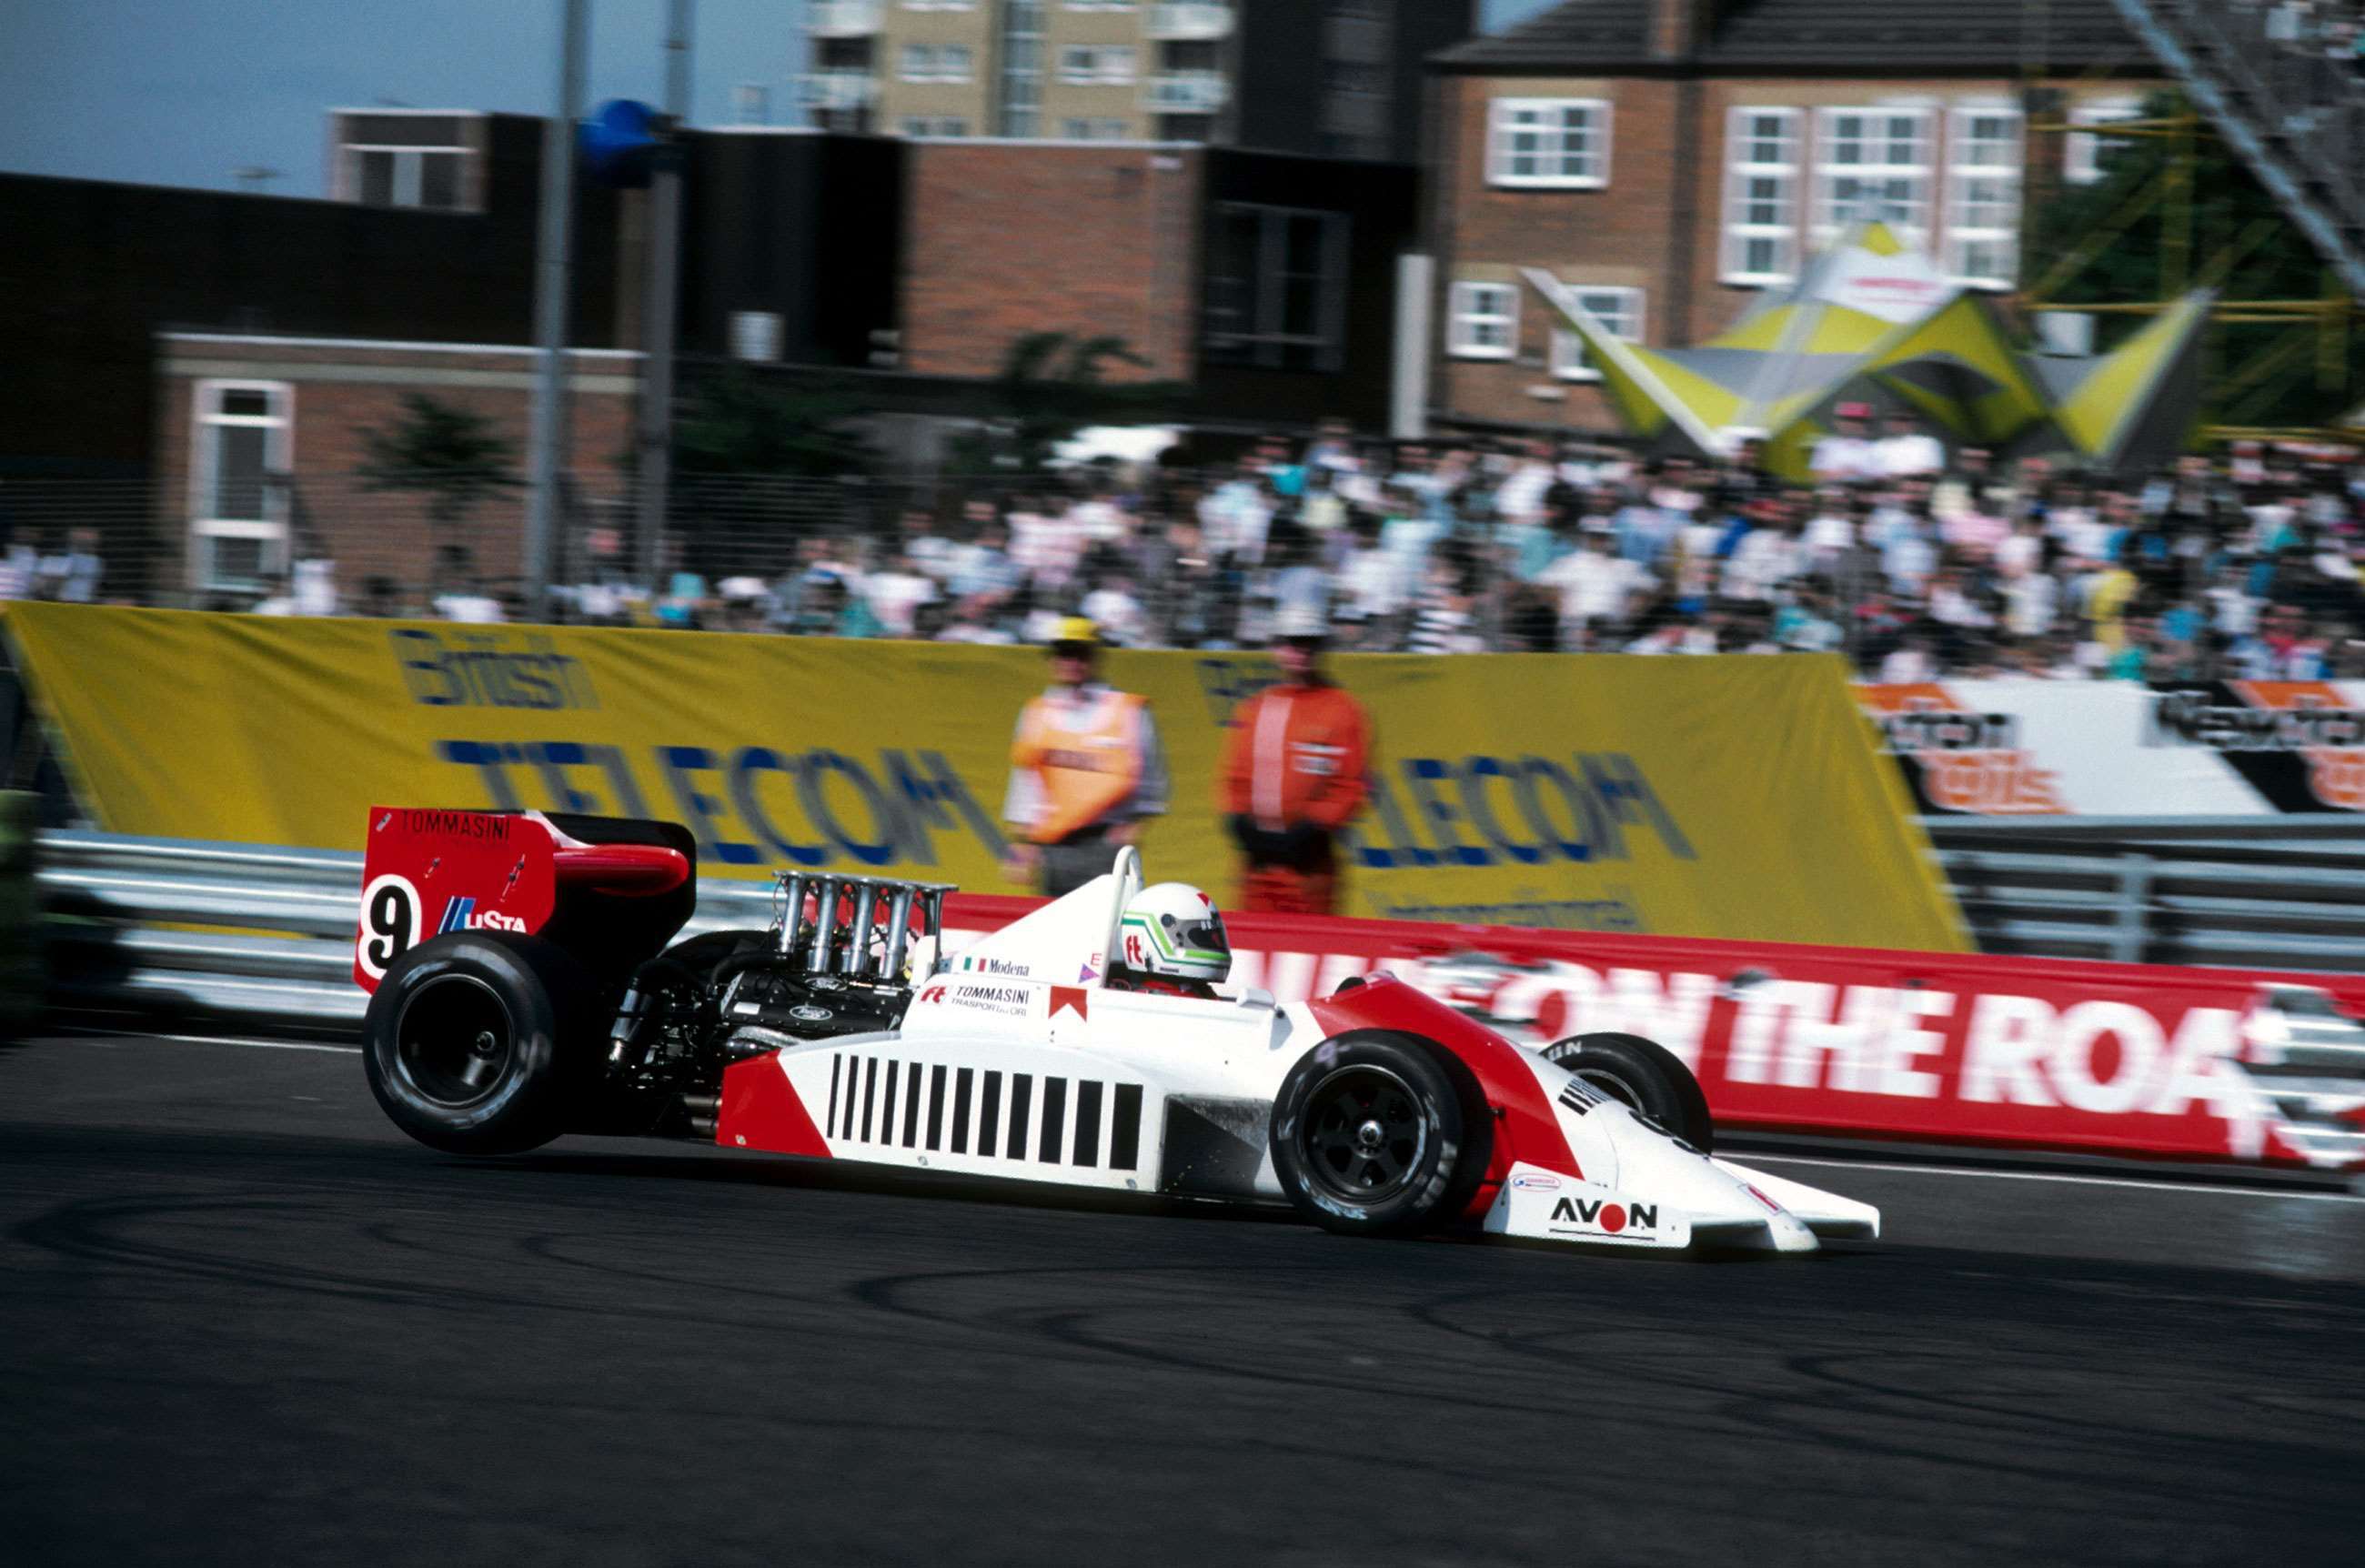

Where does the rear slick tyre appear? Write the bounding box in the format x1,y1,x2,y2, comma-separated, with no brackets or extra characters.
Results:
363,933,593,1156
1269,1030,1489,1238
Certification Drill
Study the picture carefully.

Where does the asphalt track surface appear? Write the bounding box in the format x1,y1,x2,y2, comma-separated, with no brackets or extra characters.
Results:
4,1033,2361,1567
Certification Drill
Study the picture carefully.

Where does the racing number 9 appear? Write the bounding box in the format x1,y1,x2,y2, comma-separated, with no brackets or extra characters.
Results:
357,874,422,980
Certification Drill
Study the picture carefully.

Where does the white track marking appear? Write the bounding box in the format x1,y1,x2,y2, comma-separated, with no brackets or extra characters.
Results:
52,1029,359,1055
1740,1152,2361,1202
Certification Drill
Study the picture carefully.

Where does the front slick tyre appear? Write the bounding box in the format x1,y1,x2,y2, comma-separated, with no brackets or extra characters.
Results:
364,932,592,1156
1270,1031,1487,1238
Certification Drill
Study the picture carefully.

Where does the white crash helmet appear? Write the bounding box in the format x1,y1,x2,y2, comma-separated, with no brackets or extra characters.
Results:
1115,881,1233,984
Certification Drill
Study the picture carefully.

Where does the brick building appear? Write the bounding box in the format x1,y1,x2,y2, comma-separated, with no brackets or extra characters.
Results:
0,115,623,485
901,144,1200,380
112,133,1414,603
156,334,640,605
896,141,1419,430
1425,0,2163,435
10,92,1418,607
0,120,897,604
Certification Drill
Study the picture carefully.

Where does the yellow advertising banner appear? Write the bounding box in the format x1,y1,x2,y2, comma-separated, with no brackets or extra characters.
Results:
5,605,1966,950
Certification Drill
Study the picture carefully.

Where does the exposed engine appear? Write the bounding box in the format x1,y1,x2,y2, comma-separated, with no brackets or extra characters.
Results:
599,872,957,1139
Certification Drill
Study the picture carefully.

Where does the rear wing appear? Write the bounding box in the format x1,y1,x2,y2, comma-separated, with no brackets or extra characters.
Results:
354,807,697,993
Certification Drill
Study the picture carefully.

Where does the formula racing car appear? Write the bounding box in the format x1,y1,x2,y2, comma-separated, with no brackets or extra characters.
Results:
353,808,1879,1252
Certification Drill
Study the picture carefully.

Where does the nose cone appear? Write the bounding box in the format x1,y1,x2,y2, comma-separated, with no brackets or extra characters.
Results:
1763,1209,1820,1252
1606,1116,1825,1251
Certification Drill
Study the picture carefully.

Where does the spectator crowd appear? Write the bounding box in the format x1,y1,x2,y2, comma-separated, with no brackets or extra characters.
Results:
603,415,2365,684
12,419,2365,683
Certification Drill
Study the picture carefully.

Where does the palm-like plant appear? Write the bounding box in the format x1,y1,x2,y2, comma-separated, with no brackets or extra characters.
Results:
355,395,522,598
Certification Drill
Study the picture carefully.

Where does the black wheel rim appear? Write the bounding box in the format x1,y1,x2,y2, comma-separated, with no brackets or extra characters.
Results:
1299,1064,1428,1206
393,974,515,1108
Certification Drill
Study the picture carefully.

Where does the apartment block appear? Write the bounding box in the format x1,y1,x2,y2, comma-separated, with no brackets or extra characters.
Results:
801,0,1476,159
1428,0,2164,434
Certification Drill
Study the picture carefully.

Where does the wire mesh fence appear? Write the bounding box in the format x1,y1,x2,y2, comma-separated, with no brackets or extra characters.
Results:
7,441,2365,678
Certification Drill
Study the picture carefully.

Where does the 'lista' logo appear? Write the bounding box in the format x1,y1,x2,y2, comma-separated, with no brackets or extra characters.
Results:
1549,1197,1656,1233
438,897,527,934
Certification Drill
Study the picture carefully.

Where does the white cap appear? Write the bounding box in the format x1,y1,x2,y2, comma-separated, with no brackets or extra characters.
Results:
1272,607,1330,640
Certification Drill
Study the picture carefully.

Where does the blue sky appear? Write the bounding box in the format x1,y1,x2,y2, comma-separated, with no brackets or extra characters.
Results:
0,0,1559,196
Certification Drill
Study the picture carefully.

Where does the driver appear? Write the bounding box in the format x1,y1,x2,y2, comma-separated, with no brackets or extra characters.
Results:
1107,881,1232,1000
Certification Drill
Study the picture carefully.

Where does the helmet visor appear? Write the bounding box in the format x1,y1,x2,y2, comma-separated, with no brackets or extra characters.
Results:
1169,914,1230,965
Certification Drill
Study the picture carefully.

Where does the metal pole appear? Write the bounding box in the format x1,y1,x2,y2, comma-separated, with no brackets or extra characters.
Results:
636,0,691,594
525,0,589,624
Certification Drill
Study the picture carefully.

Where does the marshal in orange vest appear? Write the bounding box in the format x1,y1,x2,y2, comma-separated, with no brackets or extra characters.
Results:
1007,685,1161,844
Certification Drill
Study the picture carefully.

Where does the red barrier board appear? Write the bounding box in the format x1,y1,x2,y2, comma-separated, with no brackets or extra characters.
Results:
942,895,2365,1172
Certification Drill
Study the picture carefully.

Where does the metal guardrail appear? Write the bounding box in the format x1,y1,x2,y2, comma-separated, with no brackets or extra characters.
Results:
37,832,786,1033
1923,816,2365,969
33,819,2365,1034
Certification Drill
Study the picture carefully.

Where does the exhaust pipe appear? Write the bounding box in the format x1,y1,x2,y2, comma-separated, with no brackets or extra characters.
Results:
765,873,960,982
881,885,915,980
778,872,810,958
843,882,878,975
807,876,840,972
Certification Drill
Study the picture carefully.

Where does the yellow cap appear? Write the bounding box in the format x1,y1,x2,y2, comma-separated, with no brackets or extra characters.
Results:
1049,616,1100,648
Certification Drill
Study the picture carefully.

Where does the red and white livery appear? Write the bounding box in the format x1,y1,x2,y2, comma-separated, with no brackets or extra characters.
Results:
355,808,1878,1253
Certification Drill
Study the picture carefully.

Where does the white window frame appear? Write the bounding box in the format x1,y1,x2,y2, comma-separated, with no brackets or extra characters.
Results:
1063,2,1136,10
1059,117,1131,140
901,3,975,11
1720,106,1801,286
2066,96,2142,185
1447,280,1519,359
901,116,971,137
186,379,294,590
1943,104,2023,290
338,145,471,209
1058,45,1136,85
1813,106,1933,251
900,43,972,83
1485,97,1611,189
1548,285,1645,381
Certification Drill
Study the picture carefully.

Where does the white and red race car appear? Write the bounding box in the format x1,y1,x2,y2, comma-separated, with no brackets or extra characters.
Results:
354,808,1878,1253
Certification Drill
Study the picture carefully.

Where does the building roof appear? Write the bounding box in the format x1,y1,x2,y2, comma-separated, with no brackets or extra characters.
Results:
1437,0,2149,75
1436,0,1655,70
